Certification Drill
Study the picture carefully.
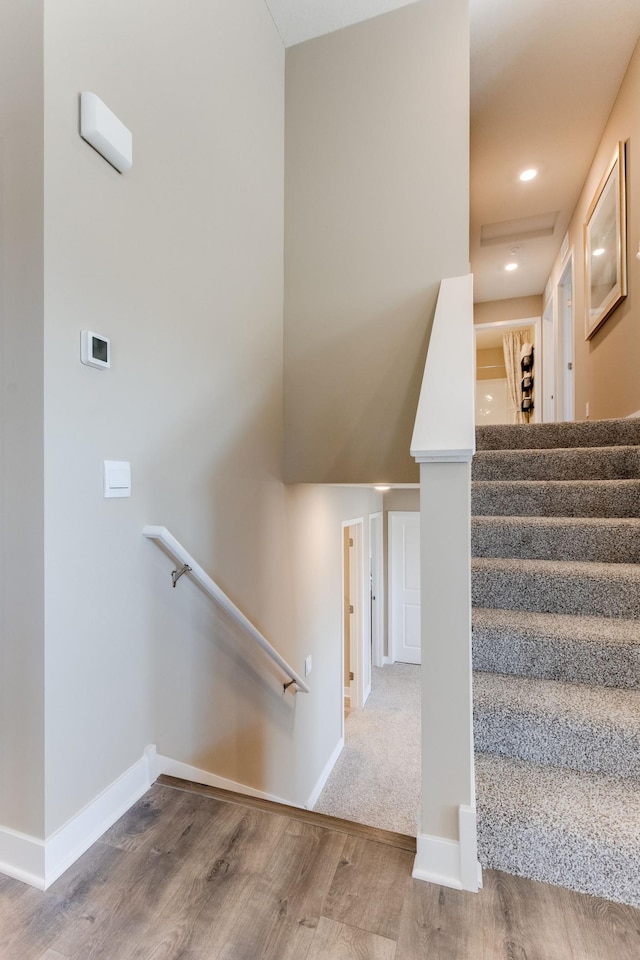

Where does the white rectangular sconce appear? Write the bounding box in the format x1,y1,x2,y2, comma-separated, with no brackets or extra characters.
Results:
80,92,132,173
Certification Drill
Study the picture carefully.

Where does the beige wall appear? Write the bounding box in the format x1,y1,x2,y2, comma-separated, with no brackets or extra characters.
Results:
42,0,290,834
0,0,45,839
548,37,640,420
284,0,470,484
474,295,542,325
476,346,506,381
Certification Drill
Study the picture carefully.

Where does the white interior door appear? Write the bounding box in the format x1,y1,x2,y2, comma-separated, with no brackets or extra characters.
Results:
389,512,421,665
370,513,384,671
557,255,575,421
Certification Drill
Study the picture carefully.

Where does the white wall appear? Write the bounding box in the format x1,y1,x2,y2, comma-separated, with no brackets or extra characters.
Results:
42,0,289,835
0,0,45,840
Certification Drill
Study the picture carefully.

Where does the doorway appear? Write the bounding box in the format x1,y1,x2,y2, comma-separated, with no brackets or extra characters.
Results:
342,518,367,718
474,316,541,425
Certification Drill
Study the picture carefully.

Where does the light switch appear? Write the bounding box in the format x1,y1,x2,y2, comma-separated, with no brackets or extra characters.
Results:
104,460,131,498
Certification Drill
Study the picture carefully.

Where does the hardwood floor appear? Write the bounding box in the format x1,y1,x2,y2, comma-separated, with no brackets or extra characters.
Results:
1,781,639,959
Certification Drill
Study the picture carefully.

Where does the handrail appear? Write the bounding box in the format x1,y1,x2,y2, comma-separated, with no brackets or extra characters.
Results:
143,525,309,694
410,274,475,463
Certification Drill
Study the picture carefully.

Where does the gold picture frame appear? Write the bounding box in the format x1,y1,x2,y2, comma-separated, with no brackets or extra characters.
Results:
584,141,627,340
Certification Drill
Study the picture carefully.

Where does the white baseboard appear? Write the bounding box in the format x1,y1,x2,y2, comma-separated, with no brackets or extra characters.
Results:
627,410,640,418
412,805,482,893
153,752,292,807
305,737,344,810
0,745,156,891
383,656,394,666
0,825,45,890
0,740,348,892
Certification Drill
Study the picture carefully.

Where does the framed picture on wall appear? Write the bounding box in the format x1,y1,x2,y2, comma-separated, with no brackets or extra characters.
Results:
584,141,627,340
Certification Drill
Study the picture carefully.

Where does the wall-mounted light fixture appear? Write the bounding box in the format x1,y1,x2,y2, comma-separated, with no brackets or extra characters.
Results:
80,92,132,173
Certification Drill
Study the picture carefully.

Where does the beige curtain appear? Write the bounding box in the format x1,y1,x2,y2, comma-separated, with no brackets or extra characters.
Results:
503,331,526,424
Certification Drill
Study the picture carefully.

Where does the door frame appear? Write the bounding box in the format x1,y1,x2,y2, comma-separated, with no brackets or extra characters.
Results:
341,517,366,718
369,512,384,672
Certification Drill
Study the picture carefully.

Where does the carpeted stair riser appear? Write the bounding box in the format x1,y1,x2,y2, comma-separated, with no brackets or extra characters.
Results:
473,557,640,618
473,446,640,481
476,754,640,906
476,418,640,451
473,608,640,688
473,479,640,517
472,516,640,563
473,673,640,779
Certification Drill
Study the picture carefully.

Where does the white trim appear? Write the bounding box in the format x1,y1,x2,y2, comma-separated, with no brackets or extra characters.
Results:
0,826,45,890
0,745,156,891
44,746,156,888
627,410,640,418
383,655,394,666
411,274,475,462
305,737,345,810
412,815,481,892
154,753,292,807
344,686,352,699
459,804,482,892
413,451,473,463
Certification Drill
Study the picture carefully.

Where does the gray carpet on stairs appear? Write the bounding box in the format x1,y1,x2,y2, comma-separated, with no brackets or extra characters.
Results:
473,607,640,688
474,418,640,906
472,515,640,563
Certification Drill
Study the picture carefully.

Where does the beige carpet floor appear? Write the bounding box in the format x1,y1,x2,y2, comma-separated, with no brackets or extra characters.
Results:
313,663,420,835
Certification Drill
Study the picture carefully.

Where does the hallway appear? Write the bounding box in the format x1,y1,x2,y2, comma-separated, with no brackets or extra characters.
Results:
313,664,420,836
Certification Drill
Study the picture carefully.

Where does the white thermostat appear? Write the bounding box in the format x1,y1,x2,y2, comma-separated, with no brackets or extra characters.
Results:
81,330,110,369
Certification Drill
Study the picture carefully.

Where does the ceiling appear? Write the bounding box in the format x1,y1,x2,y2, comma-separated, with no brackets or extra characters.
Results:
264,0,640,304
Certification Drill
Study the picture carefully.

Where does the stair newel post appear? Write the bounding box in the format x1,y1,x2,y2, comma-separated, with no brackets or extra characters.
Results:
410,273,479,892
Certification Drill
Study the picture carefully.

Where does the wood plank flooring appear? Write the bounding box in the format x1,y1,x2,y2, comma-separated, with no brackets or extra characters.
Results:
1,781,639,960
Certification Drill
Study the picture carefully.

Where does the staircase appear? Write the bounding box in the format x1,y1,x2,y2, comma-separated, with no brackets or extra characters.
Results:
471,418,640,906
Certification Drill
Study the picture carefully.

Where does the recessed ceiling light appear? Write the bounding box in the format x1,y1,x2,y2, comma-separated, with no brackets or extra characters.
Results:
374,485,391,492
505,262,518,272
593,247,605,257
519,168,537,182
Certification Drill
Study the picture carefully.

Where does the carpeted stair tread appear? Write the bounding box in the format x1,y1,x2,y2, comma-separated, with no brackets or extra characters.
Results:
473,445,640,481
475,753,640,905
472,515,640,563
472,556,640,618
473,607,640,688
473,672,640,778
472,478,640,517
476,418,640,451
